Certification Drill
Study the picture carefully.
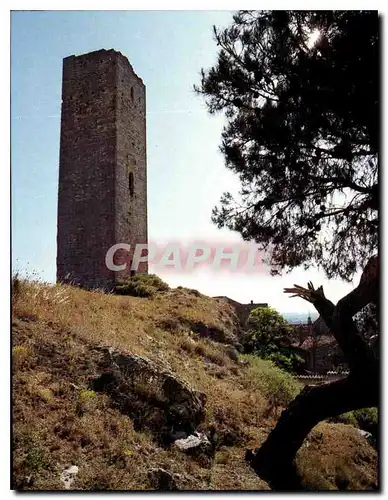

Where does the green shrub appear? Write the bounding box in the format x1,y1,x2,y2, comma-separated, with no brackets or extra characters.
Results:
78,389,97,400
186,288,202,297
265,350,305,374
328,411,359,428
13,345,33,368
353,407,378,435
76,389,98,413
247,306,297,344
328,407,378,437
115,274,169,298
24,446,48,471
242,307,303,373
242,354,302,407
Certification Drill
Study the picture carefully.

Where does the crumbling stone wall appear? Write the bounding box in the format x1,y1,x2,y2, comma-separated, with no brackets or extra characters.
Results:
57,49,147,290
214,296,268,327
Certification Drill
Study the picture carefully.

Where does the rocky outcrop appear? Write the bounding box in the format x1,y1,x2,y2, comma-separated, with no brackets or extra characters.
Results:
90,346,206,444
181,320,239,345
60,465,79,490
223,345,239,362
174,432,212,454
353,427,376,448
174,432,214,468
147,468,181,490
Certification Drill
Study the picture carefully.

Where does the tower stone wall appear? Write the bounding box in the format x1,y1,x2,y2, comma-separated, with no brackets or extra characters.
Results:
57,49,147,290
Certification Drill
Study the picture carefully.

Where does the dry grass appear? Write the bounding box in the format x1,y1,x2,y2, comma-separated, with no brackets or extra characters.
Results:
12,278,378,490
296,423,378,490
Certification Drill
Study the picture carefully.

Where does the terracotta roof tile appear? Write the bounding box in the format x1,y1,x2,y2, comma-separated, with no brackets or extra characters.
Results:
299,334,337,350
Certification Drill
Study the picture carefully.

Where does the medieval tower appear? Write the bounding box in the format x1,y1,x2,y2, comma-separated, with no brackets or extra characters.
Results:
57,49,148,289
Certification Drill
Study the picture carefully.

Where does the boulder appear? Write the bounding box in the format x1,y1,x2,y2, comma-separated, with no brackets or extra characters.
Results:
60,465,79,490
91,346,206,444
174,431,214,466
353,427,376,448
224,345,239,362
182,320,238,345
147,468,181,491
357,429,372,439
174,431,211,452
234,343,245,353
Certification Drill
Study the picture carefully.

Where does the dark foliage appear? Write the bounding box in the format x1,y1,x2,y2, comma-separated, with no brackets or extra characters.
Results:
196,10,379,280
115,274,170,297
354,302,379,354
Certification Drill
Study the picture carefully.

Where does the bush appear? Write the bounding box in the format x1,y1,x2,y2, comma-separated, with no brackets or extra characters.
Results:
24,446,48,471
353,407,378,436
12,345,33,369
12,273,21,297
328,411,359,428
328,407,378,437
266,350,305,374
242,307,303,373
247,306,297,343
115,274,169,298
355,303,378,340
242,354,302,408
354,303,379,356
186,288,202,297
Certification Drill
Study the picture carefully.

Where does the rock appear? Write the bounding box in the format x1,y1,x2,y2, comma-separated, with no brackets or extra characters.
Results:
170,430,188,441
234,343,244,353
224,345,239,362
211,427,243,448
354,427,376,448
60,465,79,490
148,468,180,490
91,346,206,443
24,475,33,487
174,431,213,456
174,431,214,468
357,429,372,439
175,431,209,450
183,320,238,345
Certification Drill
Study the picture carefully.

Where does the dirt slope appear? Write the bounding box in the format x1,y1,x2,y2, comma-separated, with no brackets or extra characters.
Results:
12,280,378,490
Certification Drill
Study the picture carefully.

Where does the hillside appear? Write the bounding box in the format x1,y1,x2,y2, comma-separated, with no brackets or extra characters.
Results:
12,278,378,491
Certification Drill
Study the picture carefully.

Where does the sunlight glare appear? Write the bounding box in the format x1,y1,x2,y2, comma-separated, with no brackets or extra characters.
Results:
307,28,321,49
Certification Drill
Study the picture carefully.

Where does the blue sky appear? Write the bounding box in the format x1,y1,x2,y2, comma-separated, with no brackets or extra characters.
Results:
11,10,359,313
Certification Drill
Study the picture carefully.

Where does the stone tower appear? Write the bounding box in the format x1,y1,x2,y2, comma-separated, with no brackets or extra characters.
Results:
57,49,148,290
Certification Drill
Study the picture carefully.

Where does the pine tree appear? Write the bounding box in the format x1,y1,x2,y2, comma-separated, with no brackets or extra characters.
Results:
196,10,379,280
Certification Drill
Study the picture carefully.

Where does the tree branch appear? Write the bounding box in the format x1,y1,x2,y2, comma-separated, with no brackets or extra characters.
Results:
284,255,379,375
246,373,378,490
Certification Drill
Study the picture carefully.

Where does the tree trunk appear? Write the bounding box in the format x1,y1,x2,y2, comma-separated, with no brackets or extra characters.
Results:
246,373,379,490
247,256,379,489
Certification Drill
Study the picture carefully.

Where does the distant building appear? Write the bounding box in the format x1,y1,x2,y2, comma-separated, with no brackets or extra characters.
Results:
312,316,331,336
213,296,268,327
292,316,345,373
294,315,313,345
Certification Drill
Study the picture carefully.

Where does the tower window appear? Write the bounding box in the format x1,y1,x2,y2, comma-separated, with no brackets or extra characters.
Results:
129,172,134,196
130,87,134,101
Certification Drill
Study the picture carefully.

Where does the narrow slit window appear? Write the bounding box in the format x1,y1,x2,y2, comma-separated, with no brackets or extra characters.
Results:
129,172,134,196
130,87,134,101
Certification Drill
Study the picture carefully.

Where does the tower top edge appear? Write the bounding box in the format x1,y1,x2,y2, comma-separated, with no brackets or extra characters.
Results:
63,49,144,84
